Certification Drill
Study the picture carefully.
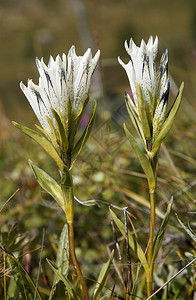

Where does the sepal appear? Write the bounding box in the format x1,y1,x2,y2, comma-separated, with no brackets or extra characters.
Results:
136,82,151,141
150,82,184,157
125,93,146,147
71,100,96,168
51,107,68,152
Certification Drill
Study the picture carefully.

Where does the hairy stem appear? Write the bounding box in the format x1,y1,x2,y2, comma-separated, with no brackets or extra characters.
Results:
68,222,89,300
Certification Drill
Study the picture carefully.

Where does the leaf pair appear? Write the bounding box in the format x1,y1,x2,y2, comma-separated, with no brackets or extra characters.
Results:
151,82,184,157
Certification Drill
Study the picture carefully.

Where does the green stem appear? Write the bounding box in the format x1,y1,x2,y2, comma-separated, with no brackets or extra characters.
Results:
147,156,157,297
147,189,156,297
68,222,89,300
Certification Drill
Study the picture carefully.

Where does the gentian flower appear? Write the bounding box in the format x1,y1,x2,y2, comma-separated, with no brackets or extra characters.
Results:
118,36,170,153
18,46,100,168
21,46,100,135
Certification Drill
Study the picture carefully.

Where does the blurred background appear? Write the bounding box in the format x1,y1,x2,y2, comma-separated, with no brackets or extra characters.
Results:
0,0,196,298
1,0,196,120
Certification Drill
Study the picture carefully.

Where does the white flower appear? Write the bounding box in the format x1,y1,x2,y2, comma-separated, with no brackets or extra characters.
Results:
118,36,159,108
20,46,100,136
118,36,170,145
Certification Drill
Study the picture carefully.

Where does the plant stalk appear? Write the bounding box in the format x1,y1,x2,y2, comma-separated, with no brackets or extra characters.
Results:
147,189,156,297
68,222,89,300
147,156,157,297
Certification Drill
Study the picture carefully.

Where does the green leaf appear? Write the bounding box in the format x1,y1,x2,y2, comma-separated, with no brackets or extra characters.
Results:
152,197,173,262
124,124,155,190
47,259,79,300
176,214,196,243
12,122,64,171
92,250,114,300
151,82,184,156
68,97,86,151
28,160,64,210
61,165,74,222
55,224,70,284
71,100,96,167
136,82,151,141
109,208,150,276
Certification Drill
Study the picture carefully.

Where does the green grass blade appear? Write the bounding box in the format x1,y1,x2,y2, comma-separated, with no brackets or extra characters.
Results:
176,214,196,243
47,258,79,300
0,248,43,300
152,197,173,262
92,249,114,300
109,208,150,276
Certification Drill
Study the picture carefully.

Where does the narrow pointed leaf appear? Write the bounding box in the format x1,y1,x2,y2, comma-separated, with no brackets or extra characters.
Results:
109,208,150,276
151,82,184,156
71,100,96,167
152,197,173,262
92,250,114,300
13,122,64,171
124,124,155,190
28,160,64,209
51,107,68,152
68,97,87,151
125,93,146,147
55,224,69,284
35,124,52,141
61,165,74,222
47,258,79,299
46,115,59,143
136,83,151,141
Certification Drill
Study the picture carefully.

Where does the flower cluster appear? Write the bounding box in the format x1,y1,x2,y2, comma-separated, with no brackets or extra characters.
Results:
118,36,170,154
20,46,100,167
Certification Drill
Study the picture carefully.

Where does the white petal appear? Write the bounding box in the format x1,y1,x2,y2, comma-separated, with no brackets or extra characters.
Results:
118,56,137,106
21,46,100,134
36,57,60,111
20,80,52,134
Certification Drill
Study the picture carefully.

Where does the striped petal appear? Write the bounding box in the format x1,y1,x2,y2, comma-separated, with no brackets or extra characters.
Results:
20,46,100,136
